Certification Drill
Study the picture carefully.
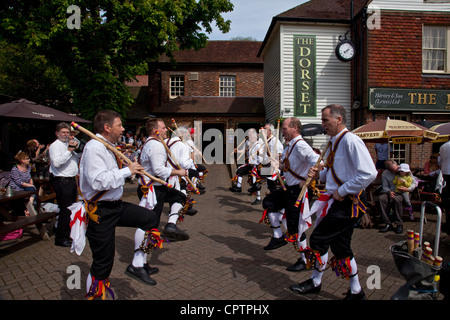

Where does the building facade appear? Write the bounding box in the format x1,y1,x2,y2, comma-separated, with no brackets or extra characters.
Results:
259,0,450,167
126,41,265,138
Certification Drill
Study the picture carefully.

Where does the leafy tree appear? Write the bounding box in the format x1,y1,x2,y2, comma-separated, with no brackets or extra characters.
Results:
0,41,72,110
0,0,233,119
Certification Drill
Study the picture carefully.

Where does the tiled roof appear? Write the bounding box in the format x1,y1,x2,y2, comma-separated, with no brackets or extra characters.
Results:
152,96,264,115
276,0,370,21
156,41,263,64
259,0,371,56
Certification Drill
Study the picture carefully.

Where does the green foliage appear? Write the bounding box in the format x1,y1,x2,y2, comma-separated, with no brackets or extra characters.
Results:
0,0,233,119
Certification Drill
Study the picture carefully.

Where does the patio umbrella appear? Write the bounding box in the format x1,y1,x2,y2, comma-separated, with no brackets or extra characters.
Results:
352,119,439,144
0,99,90,123
301,123,325,136
430,122,450,143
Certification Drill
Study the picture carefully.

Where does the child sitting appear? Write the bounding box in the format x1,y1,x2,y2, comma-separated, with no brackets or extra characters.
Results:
393,163,414,221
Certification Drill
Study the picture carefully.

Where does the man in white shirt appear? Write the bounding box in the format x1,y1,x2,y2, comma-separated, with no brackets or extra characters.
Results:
49,122,80,247
262,123,283,193
290,105,377,300
138,118,189,241
262,118,319,273
80,110,161,297
440,140,450,234
230,128,263,205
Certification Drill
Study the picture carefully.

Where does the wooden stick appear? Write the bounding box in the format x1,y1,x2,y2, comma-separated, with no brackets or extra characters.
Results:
294,141,331,208
260,129,286,191
155,131,200,194
71,122,173,188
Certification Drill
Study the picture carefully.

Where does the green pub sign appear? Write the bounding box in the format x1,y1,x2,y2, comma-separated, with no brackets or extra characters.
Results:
294,35,316,117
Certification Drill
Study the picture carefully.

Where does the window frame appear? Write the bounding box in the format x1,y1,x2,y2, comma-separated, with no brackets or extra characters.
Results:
169,75,185,99
422,25,450,74
219,75,236,97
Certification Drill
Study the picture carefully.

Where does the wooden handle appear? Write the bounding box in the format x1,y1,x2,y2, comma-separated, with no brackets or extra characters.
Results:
71,122,173,188
294,142,331,207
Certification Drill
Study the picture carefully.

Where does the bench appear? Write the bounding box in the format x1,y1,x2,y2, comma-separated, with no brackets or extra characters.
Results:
0,211,57,240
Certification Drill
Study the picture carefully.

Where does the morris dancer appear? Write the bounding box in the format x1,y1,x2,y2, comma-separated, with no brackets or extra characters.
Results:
165,132,199,216
262,123,283,193
138,118,190,242
230,128,263,205
261,118,319,273
79,110,162,298
289,105,376,300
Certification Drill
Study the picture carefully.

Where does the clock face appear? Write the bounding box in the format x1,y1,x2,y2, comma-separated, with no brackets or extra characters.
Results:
336,41,355,61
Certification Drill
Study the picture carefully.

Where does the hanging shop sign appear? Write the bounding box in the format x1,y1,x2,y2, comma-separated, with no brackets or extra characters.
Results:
294,35,316,117
369,88,450,111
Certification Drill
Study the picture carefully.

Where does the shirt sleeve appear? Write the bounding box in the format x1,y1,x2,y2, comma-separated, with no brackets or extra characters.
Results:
49,141,73,168
82,141,130,192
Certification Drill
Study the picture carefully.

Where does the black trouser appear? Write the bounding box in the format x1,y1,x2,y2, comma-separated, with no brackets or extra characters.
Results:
309,197,356,260
86,201,158,280
51,176,78,242
262,185,304,236
137,185,186,225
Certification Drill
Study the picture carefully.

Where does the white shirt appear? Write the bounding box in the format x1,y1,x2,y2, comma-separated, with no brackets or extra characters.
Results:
440,141,450,175
264,135,283,164
248,139,263,165
139,137,172,186
281,135,319,187
79,134,131,201
49,139,80,177
319,129,377,197
165,137,195,170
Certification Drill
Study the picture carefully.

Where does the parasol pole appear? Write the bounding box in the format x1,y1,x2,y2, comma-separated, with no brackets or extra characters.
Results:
71,122,173,188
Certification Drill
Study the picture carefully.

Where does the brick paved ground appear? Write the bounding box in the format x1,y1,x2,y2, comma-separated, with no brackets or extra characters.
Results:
1,164,449,304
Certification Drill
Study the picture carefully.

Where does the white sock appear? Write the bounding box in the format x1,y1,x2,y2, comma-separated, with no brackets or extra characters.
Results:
298,238,307,262
237,176,242,187
279,209,286,229
86,273,92,294
168,203,183,224
311,252,328,287
349,257,361,294
268,211,283,238
132,229,147,268
256,190,261,200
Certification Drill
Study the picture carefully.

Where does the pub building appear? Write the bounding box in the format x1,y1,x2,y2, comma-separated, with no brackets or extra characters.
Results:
258,0,450,169
126,0,450,167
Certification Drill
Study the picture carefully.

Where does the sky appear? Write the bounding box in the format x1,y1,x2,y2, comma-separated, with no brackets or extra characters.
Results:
206,0,309,41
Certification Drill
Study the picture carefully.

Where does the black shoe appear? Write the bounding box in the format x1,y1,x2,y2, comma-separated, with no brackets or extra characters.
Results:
379,224,392,233
197,183,205,190
144,263,159,275
125,264,156,286
286,257,307,272
343,289,366,300
55,239,72,247
264,236,287,250
251,199,262,205
163,223,189,242
395,225,403,234
289,278,321,295
229,186,242,193
185,208,198,216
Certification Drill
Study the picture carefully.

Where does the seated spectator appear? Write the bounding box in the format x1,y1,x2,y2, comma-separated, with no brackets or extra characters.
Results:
424,153,440,176
394,163,414,221
10,151,37,214
123,144,137,183
379,160,417,234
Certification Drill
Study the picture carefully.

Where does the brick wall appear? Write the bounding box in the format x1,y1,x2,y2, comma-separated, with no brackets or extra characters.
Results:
368,11,450,89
